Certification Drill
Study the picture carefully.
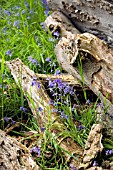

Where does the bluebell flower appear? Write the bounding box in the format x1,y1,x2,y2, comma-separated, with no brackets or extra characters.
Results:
78,125,84,131
49,100,55,106
41,0,47,5
27,16,31,20
54,70,61,75
24,2,30,9
40,22,45,30
31,80,37,86
69,164,76,170
4,10,11,16
22,10,26,14
53,31,60,38
48,80,55,88
92,160,98,166
38,107,43,111
37,82,41,89
30,146,41,156
15,12,20,17
44,7,49,16
41,127,45,132
4,117,11,122
86,99,90,105
13,20,20,27
29,9,34,14
45,57,52,62
20,106,27,112
28,56,33,61
105,149,113,155
15,5,20,9
61,111,68,120
12,120,16,124
8,21,11,25
6,50,12,57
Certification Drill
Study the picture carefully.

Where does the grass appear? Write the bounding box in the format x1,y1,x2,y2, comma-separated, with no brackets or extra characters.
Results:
0,0,113,169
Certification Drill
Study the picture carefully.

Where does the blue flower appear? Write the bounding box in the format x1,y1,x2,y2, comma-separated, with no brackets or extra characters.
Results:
6,50,12,57
4,10,11,16
70,164,76,170
53,31,60,38
86,99,90,105
4,117,11,122
44,7,49,16
45,57,52,62
20,106,27,112
24,2,30,9
41,0,47,5
54,70,61,75
31,80,37,86
78,125,84,131
40,22,45,30
92,160,98,166
38,107,43,111
13,20,20,27
41,127,45,132
30,146,41,156
22,10,26,14
15,12,20,17
105,149,113,155
61,111,68,120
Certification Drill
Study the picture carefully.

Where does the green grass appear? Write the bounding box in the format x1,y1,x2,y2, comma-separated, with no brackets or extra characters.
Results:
1,0,113,169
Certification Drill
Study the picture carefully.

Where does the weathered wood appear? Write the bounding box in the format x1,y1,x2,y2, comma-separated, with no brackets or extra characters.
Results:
45,11,113,117
0,129,40,170
78,124,103,169
37,73,82,86
47,0,113,46
55,32,113,116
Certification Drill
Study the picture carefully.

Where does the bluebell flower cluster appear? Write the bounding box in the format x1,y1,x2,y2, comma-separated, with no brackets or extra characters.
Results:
40,126,45,132
105,149,113,155
47,78,74,98
20,106,27,112
30,146,41,157
41,0,49,16
4,117,16,124
69,164,76,170
92,160,98,166
61,111,68,120
28,56,41,67
31,77,41,90
6,49,12,57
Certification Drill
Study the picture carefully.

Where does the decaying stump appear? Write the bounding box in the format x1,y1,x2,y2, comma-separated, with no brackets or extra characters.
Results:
0,129,40,170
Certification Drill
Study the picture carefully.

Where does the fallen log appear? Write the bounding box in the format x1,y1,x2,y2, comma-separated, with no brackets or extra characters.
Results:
47,0,113,46
45,11,113,118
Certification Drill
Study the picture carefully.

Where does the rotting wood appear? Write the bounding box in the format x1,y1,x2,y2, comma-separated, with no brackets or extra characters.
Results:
45,11,113,118
0,129,40,170
36,73,81,86
78,124,103,169
47,0,113,46
5,58,83,169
